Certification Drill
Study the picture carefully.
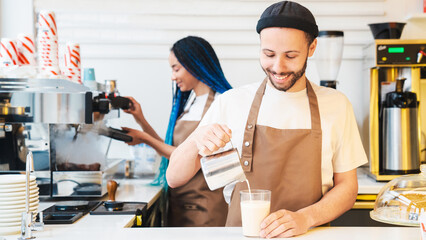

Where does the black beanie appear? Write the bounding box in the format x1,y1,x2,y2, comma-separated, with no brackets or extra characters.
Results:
256,1,319,38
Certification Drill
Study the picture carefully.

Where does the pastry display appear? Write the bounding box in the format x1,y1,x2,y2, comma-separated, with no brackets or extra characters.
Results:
370,165,426,226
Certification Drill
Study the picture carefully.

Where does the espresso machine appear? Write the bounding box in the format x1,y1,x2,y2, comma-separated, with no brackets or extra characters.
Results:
315,30,344,89
367,39,426,181
0,78,131,197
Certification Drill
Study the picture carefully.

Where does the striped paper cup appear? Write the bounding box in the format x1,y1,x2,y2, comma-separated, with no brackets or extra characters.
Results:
0,38,19,67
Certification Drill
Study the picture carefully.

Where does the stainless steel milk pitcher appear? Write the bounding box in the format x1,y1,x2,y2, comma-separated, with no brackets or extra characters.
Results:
200,148,246,191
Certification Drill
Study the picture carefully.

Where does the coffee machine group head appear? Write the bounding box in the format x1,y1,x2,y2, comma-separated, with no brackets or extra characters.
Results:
315,30,344,89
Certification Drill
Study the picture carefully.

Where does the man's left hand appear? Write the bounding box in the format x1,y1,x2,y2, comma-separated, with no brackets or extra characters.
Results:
259,209,311,238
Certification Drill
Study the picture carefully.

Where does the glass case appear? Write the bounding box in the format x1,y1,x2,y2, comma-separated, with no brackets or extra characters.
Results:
370,165,426,226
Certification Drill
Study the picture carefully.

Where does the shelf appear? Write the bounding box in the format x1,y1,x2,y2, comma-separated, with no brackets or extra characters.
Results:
406,13,426,21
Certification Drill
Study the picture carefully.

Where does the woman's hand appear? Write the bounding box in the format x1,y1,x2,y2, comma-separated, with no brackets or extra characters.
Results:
121,127,149,146
123,97,144,121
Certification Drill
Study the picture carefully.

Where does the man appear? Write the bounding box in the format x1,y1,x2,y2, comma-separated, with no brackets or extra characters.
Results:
166,1,367,238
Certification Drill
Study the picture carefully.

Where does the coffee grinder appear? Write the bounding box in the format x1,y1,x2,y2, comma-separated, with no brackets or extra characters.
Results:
315,31,344,89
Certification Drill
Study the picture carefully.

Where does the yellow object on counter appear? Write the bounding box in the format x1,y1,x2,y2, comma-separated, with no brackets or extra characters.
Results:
356,194,377,201
136,215,142,226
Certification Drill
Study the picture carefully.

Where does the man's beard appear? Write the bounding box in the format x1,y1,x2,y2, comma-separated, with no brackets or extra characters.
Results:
264,59,308,92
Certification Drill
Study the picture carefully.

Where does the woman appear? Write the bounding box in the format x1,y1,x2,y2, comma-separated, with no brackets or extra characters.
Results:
122,36,232,227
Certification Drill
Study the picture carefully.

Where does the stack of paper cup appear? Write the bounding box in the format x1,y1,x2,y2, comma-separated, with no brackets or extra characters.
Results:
420,213,426,240
62,42,81,84
17,34,36,66
0,38,19,67
37,10,60,77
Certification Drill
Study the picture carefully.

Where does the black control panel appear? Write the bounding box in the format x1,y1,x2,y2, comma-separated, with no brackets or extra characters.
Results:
376,43,426,65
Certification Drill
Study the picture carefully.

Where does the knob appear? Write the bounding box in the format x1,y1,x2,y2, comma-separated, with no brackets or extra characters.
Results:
417,50,426,64
107,180,118,201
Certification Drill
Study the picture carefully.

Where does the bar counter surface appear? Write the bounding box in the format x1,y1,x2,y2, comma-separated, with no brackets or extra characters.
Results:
2,173,420,239
2,225,420,239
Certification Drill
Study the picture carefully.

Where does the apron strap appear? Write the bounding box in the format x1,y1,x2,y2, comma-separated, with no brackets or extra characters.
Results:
201,89,215,117
306,80,321,131
240,78,267,171
177,89,215,121
240,78,321,172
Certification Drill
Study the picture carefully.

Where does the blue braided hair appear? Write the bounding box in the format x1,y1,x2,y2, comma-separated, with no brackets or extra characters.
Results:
151,36,232,187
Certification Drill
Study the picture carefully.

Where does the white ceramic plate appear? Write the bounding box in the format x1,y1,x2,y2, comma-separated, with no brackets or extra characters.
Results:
0,213,37,222
0,194,38,202
0,188,39,197
0,205,38,214
0,211,22,219
0,197,39,206
0,216,21,223
0,195,26,201
0,175,36,185
0,181,36,186
0,221,20,227
0,226,20,235
0,185,39,194
0,200,39,210
0,181,37,190
0,193,39,201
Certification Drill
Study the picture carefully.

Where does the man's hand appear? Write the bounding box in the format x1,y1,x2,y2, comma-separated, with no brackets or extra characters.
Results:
190,124,232,156
167,123,231,188
259,209,312,238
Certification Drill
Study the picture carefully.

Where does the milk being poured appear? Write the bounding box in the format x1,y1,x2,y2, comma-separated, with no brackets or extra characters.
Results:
245,179,252,200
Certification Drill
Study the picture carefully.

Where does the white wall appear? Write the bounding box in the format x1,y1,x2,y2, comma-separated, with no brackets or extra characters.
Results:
2,0,424,158
0,0,34,38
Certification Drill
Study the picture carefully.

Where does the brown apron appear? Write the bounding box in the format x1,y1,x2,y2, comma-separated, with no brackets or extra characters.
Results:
226,78,323,226
168,89,228,227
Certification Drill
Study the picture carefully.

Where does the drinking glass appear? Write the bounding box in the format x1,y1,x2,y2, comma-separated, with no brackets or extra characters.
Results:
240,189,271,237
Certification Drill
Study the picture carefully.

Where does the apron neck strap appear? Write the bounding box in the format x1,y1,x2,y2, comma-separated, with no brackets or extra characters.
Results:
201,89,215,117
240,77,321,171
306,80,321,130
247,78,321,130
177,89,215,120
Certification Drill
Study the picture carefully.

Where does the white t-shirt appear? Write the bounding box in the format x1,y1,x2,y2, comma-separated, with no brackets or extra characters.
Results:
199,80,368,202
179,91,219,121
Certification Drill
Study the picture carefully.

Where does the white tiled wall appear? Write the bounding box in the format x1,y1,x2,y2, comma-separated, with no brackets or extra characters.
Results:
1,0,423,158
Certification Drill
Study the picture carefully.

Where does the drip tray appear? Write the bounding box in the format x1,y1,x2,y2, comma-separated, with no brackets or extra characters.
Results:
40,201,101,224
90,201,147,215
43,212,83,224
